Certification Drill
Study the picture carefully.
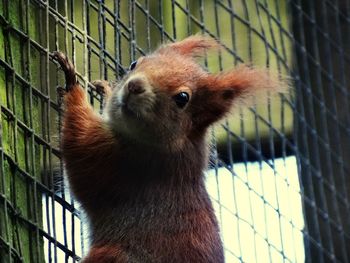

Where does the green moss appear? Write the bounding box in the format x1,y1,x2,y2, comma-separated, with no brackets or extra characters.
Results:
30,47,41,91
14,81,24,123
12,172,45,263
14,170,28,218
9,33,23,78
28,2,41,43
0,203,9,243
0,66,6,107
0,161,15,260
31,96,41,135
2,116,14,158
16,128,27,171
16,222,31,262
33,143,42,180
1,1,45,262
0,28,4,60
8,0,21,29
2,159,12,200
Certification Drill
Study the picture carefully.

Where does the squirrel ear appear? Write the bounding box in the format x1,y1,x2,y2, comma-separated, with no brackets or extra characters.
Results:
190,65,286,131
209,65,284,98
158,35,219,57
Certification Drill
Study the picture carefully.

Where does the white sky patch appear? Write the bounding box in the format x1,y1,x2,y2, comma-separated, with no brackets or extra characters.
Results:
206,156,305,263
42,193,85,262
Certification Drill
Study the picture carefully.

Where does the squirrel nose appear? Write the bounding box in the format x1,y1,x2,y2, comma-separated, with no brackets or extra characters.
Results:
127,79,145,95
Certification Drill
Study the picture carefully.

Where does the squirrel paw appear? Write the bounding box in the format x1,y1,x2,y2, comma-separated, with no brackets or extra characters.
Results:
51,51,77,91
91,80,112,96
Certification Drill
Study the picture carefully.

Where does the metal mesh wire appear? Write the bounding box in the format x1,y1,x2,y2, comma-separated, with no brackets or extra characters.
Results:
0,0,349,262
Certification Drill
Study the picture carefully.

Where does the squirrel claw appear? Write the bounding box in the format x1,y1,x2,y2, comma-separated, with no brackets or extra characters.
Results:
51,51,77,91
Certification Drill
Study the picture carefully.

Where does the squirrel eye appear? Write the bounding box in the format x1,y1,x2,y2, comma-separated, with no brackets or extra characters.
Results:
129,60,137,71
173,92,190,108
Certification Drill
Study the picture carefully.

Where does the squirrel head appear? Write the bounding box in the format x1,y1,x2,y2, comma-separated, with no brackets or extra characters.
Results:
107,35,285,151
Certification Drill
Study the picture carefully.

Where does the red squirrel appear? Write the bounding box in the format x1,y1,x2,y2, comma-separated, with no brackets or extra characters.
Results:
52,35,284,263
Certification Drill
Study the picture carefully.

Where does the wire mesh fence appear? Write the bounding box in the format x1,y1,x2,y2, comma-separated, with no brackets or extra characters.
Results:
0,0,349,262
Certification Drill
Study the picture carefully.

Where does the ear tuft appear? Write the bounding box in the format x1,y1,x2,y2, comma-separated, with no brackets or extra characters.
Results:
209,65,289,103
190,65,289,131
158,35,220,57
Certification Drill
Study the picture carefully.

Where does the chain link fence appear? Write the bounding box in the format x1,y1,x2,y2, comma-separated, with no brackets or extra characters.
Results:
0,0,349,262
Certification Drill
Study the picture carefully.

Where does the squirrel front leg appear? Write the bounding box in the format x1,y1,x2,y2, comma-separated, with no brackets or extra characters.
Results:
52,52,117,207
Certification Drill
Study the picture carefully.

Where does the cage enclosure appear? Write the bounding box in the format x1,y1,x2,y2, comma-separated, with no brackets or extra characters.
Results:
0,0,349,262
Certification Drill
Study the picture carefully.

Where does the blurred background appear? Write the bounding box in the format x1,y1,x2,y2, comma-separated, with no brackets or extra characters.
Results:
0,0,349,262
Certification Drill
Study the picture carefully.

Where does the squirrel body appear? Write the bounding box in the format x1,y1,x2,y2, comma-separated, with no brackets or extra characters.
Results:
53,35,284,263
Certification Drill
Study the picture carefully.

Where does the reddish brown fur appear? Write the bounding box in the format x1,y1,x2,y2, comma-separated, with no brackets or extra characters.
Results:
83,245,128,263
158,35,219,57
53,36,285,263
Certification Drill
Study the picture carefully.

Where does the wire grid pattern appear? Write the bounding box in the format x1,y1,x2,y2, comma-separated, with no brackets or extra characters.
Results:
0,0,348,263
